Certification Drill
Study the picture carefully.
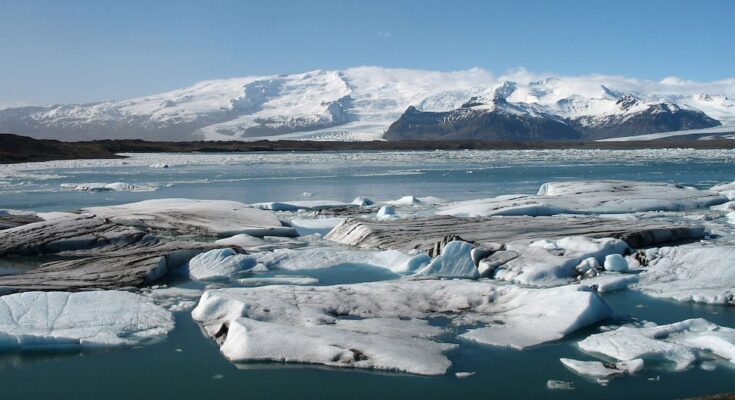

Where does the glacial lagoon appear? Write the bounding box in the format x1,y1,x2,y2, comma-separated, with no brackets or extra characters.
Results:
2,149,735,399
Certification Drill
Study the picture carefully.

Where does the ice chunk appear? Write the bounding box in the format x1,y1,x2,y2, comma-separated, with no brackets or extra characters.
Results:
386,196,422,206
188,248,256,281
546,380,574,390
0,291,174,349
414,241,478,279
583,274,639,293
290,217,344,236
603,254,629,272
352,197,374,206
494,236,628,286
376,205,397,220
60,182,156,192
249,247,430,274
439,180,726,217
82,198,295,237
560,358,643,379
251,200,352,212
219,317,456,375
141,286,203,312
634,245,735,304
577,319,735,370
192,280,612,374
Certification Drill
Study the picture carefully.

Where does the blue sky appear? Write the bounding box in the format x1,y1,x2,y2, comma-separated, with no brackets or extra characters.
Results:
1,0,733,105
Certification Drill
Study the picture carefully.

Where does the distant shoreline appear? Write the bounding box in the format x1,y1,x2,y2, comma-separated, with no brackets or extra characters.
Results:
3,133,735,164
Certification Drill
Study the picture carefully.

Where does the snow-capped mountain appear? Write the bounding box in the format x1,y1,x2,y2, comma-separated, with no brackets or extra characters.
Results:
1,67,733,141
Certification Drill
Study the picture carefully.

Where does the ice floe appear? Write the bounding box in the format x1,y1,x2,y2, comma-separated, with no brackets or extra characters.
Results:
82,198,296,237
188,248,256,281
0,291,174,349
252,200,352,212
60,182,156,192
248,247,430,274
560,358,643,379
438,181,727,217
192,280,612,374
633,245,735,304
577,319,735,370
493,236,629,286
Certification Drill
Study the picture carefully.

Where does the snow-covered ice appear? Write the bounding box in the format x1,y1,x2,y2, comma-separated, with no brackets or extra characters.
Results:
60,182,156,192
188,248,256,281
290,217,344,236
252,200,352,212
0,291,174,349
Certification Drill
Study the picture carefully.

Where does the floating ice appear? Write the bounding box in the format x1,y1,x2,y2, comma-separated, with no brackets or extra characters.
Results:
251,200,352,212
141,286,203,312
634,245,735,304
414,240,478,279
439,181,727,217
248,247,430,274
577,319,735,370
493,236,629,286
603,254,629,272
188,248,256,281
0,291,174,349
60,182,156,192
290,217,344,236
583,274,639,293
352,197,374,206
376,205,398,220
560,358,643,379
546,380,575,390
192,280,612,374
82,198,295,237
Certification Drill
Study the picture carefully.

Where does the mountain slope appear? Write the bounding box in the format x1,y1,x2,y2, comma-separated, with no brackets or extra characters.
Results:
0,67,733,141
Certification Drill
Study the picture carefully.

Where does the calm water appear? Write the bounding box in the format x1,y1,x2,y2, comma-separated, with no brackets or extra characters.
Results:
1,149,735,399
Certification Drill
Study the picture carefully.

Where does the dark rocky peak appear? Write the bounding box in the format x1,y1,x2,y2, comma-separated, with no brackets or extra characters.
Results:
616,94,642,111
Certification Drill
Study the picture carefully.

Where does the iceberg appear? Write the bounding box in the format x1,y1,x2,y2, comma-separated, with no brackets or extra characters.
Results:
493,236,629,286
634,245,735,304
413,240,478,279
248,247,430,274
439,181,726,217
560,358,643,379
188,248,256,281
192,280,612,374
577,319,735,370
0,291,174,349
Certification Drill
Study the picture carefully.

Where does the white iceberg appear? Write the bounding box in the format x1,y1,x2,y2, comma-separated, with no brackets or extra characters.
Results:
251,200,352,212
438,181,726,217
141,286,203,312
603,254,629,272
188,248,256,281
634,245,735,304
248,247,430,274
493,236,629,286
192,280,612,374
290,217,344,236
82,198,295,237
413,240,478,279
560,358,643,379
577,319,735,370
0,291,174,349
60,182,157,192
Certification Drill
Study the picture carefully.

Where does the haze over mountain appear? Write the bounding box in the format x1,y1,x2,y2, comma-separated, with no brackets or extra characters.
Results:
1,66,733,142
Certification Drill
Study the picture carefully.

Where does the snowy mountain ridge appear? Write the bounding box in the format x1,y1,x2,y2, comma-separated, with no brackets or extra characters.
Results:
1,66,733,141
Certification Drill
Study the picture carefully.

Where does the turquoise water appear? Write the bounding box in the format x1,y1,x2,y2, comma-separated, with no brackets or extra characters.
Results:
2,149,735,399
